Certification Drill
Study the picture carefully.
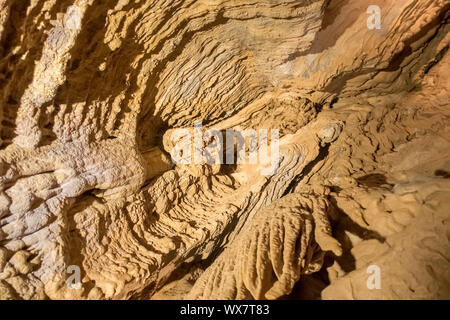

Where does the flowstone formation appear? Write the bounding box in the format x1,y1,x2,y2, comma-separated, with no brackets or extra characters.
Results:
0,0,449,300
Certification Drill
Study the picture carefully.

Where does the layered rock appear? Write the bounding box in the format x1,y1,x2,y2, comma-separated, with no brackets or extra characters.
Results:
0,0,449,299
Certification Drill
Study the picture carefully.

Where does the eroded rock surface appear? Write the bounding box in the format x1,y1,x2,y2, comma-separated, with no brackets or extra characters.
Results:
0,0,449,300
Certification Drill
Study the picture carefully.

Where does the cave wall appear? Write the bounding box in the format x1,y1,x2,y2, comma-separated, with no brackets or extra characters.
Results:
0,0,449,300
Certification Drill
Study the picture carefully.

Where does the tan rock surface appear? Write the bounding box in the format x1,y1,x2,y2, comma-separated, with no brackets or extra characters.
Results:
0,0,449,299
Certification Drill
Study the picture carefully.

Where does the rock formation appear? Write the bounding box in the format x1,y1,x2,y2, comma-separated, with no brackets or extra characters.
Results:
0,0,449,300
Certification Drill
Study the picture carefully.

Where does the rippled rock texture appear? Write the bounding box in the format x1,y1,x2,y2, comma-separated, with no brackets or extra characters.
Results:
0,0,449,300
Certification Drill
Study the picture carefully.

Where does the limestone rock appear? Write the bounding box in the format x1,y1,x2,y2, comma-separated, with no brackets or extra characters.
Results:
0,0,449,300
